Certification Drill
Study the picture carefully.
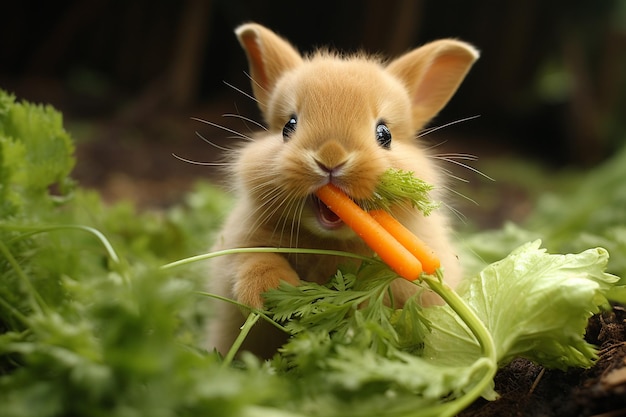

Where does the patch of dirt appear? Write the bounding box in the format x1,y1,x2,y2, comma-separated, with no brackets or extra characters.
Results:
461,306,626,417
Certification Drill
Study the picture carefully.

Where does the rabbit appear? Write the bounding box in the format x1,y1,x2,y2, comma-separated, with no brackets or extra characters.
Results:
206,23,479,359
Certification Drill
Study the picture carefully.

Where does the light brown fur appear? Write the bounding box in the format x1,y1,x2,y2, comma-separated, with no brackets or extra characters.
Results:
207,23,479,358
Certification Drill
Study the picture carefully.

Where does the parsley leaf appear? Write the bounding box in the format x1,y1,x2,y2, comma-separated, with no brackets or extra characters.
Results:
367,168,440,215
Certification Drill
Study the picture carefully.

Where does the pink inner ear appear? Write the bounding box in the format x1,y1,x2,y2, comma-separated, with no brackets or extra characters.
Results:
239,33,268,88
414,55,469,108
409,52,477,125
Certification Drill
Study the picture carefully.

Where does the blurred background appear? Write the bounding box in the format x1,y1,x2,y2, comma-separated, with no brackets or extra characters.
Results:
1,0,625,226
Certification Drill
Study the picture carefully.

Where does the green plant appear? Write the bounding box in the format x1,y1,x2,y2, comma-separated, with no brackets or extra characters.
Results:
0,89,622,417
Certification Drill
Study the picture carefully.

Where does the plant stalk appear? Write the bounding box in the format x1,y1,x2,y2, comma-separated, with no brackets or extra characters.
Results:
422,274,498,416
222,312,261,367
161,247,375,270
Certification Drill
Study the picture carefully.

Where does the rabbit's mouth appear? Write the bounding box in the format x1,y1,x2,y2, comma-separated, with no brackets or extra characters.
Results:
311,196,344,230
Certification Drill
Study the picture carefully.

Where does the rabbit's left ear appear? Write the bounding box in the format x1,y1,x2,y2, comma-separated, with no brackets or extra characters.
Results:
235,23,303,116
387,40,479,129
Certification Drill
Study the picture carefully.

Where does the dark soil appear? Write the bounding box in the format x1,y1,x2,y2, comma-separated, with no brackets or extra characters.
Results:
461,306,626,417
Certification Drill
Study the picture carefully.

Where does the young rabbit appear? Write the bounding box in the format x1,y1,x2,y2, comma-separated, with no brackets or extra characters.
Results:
207,23,479,358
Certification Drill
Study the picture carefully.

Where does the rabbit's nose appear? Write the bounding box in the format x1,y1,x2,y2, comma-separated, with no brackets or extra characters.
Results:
314,142,349,175
315,159,346,174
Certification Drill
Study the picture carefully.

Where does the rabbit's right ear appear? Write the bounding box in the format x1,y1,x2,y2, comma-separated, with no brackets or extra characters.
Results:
235,23,303,115
386,39,479,130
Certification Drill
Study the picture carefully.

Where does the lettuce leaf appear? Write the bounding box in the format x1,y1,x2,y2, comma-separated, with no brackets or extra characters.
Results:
424,241,618,369
467,242,615,366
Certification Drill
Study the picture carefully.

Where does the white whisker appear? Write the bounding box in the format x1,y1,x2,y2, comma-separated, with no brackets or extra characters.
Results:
243,71,269,97
191,117,254,141
222,113,268,131
417,115,481,138
194,131,232,152
433,156,495,181
243,182,289,240
242,197,278,240
292,199,306,249
171,153,230,166
242,71,270,110
441,185,479,206
440,167,470,183
423,139,448,152
274,190,300,247
442,202,468,223
434,153,479,161
223,80,258,103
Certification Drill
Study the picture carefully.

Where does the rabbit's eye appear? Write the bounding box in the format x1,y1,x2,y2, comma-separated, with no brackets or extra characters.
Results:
282,115,297,142
376,121,392,149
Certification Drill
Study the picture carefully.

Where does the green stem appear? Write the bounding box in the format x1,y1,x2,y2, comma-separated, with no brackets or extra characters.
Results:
195,290,288,334
422,274,498,416
221,312,261,368
161,247,375,270
1,224,121,266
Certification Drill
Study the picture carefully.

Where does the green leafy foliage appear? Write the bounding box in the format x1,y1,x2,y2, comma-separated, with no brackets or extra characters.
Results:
258,241,618,416
0,89,623,417
0,89,277,417
461,147,626,299
367,168,440,215
0,91,75,219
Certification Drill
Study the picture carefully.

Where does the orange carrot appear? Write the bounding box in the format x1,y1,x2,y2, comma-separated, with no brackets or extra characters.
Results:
315,184,423,280
369,209,440,274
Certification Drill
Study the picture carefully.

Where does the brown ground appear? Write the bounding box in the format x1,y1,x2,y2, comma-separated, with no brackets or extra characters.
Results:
461,306,626,417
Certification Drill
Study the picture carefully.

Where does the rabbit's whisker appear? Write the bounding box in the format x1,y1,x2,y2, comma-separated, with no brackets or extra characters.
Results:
418,115,480,138
223,80,259,104
432,155,494,181
171,153,231,166
222,113,268,131
194,131,232,151
441,185,479,206
191,117,254,141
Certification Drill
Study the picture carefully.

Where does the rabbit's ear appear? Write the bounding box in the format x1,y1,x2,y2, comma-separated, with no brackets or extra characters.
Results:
387,40,479,129
235,23,303,115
